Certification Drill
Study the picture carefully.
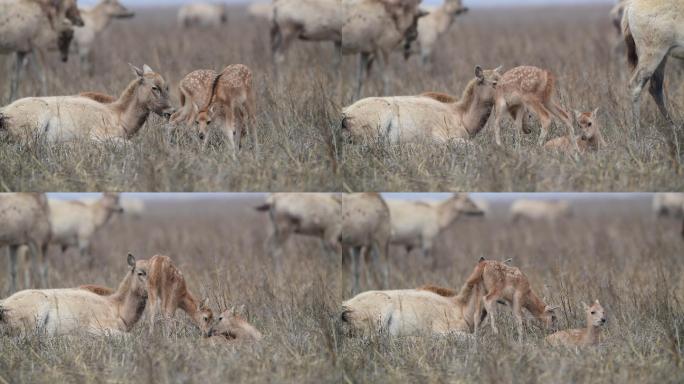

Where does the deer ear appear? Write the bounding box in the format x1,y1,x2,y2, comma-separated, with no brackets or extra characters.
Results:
129,63,144,78
478,256,486,263
582,301,589,310
475,65,484,82
592,107,599,116
573,110,582,120
237,304,246,314
127,253,136,267
228,306,236,315
142,64,153,74
494,65,503,74
595,299,600,305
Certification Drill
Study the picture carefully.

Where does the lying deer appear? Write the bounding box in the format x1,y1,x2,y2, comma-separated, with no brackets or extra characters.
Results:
546,300,606,347
493,66,577,150
545,108,605,154
206,307,263,343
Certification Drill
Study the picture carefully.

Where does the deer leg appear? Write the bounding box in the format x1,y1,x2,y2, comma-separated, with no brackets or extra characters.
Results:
10,52,27,102
8,246,18,293
530,103,552,146
493,99,508,146
355,52,371,101
147,290,158,334
648,56,671,123
629,49,668,136
246,89,258,156
268,221,290,274
378,50,391,97
28,50,48,96
512,106,524,150
341,246,351,298
483,291,500,334
513,291,525,342
222,107,238,160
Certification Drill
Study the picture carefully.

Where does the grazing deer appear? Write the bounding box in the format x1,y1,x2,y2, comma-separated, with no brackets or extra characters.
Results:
145,255,213,335
510,200,572,222
0,193,51,292
206,307,263,343
546,300,606,347
623,0,684,135
545,108,605,155
197,64,258,159
168,69,217,137
0,64,174,143
341,66,502,144
467,257,559,340
0,254,148,336
493,66,577,150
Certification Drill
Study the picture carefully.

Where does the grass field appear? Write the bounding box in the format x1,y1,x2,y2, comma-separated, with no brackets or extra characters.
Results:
0,5,682,192
1,194,682,383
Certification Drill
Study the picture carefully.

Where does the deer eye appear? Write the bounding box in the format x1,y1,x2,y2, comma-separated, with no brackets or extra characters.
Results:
219,317,223,321
137,270,146,276
591,311,596,315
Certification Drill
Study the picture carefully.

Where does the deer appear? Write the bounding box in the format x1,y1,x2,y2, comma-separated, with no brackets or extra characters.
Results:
0,254,148,336
144,255,213,335
546,300,606,347
195,64,258,160
255,193,342,274
0,193,51,293
510,200,572,222
341,66,502,144
492,66,578,151
466,257,559,340
413,0,468,66
206,307,263,343
47,193,124,265
341,262,486,337
168,69,217,139
623,0,684,137
545,108,605,155
341,193,392,296
0,64,174,144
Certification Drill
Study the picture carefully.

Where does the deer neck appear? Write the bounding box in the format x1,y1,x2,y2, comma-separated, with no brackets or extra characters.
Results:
110,272,147,331
523,291,547,319
87,2,114,32
91,201,114,229
583,323,601,345
436,201,459,229
454,80,494,137
179,291,202,325
111,80,150,138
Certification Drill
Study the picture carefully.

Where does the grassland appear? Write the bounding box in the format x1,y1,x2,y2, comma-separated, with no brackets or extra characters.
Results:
0,5,681,192
1,195,682,383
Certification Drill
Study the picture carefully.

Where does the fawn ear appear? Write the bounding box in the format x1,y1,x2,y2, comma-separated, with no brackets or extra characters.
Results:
573,110,582,121
127,253,136,268
142,64,153,75
595,299,600,305
237,304,246,315
478,256,486,263
201,297,210,308
494,65,503,74
592,107,599,116
129,63,144,79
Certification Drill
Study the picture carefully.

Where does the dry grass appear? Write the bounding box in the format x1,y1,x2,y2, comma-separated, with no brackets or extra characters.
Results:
1,195,683,383
0,5,682,191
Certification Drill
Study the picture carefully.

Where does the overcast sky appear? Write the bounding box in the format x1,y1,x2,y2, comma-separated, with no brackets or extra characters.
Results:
78,0,611,8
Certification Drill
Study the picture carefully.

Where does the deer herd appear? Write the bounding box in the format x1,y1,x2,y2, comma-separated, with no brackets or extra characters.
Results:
0,0,680,159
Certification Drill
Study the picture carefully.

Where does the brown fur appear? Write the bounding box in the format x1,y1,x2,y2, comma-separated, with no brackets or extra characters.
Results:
196,64,257,158
546,300,606,347
145,255,213,335
79,92,116,104
544,108,604,154
79,284,114,296
420,92,458,103
417,284,457,297
493,66,577,149
466,257,558,338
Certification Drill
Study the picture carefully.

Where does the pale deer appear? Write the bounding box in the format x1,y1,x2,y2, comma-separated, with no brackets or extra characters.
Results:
0,254,148,336
197,64,257,159
544,108,605,155
546,300,606,347
493,66,577,150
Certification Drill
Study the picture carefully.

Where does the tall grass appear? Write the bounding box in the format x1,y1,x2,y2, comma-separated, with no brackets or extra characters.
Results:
0,5,681,191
